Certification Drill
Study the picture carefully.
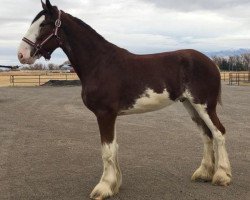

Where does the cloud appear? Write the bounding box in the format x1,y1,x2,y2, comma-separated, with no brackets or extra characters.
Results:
140,0,250,12
0,0,250,65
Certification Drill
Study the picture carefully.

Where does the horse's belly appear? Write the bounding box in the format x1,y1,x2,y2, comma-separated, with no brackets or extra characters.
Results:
119,88,174,115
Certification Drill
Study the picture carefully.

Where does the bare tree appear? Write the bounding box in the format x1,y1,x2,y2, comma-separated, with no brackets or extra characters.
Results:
212,54,250,71
48,63,59,70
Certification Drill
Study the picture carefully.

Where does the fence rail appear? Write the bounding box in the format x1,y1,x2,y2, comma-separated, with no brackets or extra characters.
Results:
221,72,229,81
7,72,250,86
10,73,78,86
228,72,250,85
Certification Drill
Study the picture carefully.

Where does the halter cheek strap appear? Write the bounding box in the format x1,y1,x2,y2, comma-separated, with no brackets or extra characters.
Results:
22,10,63,60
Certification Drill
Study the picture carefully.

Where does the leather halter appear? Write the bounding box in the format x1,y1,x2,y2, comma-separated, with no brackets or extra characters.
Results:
22,10,63,60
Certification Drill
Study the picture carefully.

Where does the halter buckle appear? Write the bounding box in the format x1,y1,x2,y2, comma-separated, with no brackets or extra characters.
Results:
55,19,61,27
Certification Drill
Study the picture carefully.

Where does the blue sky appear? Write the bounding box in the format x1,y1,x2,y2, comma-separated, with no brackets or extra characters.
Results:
0,0,250,65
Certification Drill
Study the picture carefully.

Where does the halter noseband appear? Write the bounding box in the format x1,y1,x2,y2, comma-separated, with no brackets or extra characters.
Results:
22,10,63,60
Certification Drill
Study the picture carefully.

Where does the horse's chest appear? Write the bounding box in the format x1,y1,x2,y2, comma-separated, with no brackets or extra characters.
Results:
120,88,174,115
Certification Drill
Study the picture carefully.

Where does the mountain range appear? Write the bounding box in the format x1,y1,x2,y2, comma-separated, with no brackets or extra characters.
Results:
205,48,250,57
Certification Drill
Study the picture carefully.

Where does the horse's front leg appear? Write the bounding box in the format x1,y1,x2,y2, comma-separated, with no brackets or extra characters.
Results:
90,112,122,200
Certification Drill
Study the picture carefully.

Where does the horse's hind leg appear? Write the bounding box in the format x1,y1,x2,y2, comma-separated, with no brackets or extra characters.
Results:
187,101,232,186
90,112,122,200
207,108,232,185
183,100,215,182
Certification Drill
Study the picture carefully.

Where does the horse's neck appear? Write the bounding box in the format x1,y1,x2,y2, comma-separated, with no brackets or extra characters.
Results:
60,14,121,80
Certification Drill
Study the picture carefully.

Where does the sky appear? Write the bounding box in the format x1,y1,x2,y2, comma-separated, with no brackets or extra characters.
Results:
0,0,250,65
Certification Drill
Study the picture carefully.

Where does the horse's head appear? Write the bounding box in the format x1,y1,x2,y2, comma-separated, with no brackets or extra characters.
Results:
18,0,62,64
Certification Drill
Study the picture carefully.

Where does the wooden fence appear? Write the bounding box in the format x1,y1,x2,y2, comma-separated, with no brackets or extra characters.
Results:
7,72,250,86
228,72,250,86
220,72,230,81
10,73,78,86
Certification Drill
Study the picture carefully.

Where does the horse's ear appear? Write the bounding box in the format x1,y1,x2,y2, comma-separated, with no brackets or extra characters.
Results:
45,0,53,14
41,0,46,10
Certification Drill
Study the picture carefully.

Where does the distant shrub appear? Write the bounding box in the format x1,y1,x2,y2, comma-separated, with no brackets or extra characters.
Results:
22,63,46,70
21,63,60,70
48,63,59,70
212,54,250,71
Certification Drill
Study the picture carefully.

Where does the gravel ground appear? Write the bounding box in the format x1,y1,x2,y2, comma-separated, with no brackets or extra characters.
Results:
0,83,249,200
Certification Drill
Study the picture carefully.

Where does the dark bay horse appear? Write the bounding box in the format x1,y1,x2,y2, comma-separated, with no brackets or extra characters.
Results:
18,0,232,199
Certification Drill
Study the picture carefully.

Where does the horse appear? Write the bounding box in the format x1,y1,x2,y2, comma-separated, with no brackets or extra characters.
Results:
17,0,232,199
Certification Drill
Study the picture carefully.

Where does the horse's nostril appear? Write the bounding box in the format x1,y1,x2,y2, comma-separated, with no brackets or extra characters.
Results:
18,53,24,59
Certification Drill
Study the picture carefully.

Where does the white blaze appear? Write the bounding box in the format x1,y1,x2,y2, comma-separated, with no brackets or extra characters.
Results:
18,15,45,64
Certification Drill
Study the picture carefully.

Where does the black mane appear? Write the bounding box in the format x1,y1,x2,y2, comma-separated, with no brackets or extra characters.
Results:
70,14,105,40
32,10,46,24
32,6,57,24
32,10,104,41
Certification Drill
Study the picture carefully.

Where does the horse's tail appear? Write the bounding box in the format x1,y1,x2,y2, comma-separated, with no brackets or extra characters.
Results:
218,82,222,106
217,66,223,106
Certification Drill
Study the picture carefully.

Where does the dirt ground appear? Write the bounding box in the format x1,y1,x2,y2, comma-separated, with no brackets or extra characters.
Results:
0,84,249,200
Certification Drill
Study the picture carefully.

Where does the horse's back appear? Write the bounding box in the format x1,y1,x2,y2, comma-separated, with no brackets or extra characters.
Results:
118,49,221,113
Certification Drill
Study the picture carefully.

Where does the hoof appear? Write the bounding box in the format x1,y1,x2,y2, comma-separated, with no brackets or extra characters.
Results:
191,166,214,182
212,168,232,186
90,182,115,200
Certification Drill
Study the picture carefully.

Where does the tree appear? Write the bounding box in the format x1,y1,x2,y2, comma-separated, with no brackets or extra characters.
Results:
211,54,250,71
48,63,59,70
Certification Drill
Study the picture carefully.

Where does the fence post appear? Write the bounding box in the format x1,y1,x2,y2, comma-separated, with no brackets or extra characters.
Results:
10,75,14,86
237,73,239,86
39,75,41,86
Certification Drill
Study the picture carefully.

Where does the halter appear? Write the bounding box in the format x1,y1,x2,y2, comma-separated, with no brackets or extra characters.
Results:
22,10,63,60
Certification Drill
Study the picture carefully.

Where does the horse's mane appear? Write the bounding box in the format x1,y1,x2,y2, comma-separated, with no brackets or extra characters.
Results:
32,10,46,24
69,14,105,40
32,9,105,41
